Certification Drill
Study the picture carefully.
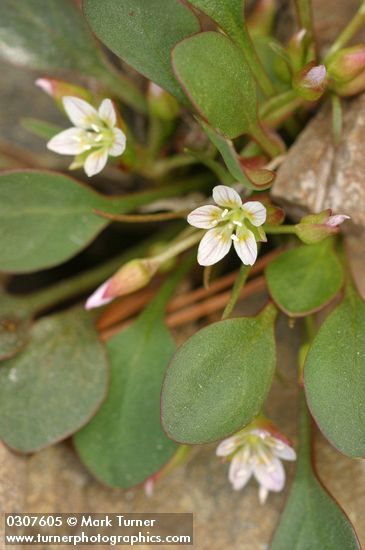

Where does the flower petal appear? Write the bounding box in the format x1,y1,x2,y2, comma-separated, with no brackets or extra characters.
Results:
85,279,113,310
258,485,269,505
228,449,253,490
98,98,117,127
213,185,242,208
187,205,223,229
253,455,285,493
63,96,98,128
216,436,241,457
325,214,350,227
197,227,232,266
233,228,258,265
109,127,127,156
272,440,297,461
84,148,109,177
47,128,89,155
242,201,267,226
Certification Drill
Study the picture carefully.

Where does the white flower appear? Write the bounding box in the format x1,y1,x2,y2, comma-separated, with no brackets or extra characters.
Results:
216,426,296,504
187,185,267,266
47,96,126,177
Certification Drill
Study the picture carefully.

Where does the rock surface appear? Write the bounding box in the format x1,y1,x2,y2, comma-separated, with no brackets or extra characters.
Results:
273,94,365,228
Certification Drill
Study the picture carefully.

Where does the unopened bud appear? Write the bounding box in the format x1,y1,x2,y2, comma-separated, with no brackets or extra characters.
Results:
287,29,312,72
147,82,180,120
292,63,327,101
85,258,159,310
332,70,365,97
327,45,365,82
35,78,92,109
294,209,350,244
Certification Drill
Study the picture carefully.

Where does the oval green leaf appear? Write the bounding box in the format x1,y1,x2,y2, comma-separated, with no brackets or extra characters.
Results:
0,308,108,453
265,240,343,317
304,285,365,457
161,304,277,444
172,32,257,139
74,269,187,487
0,170,192,273
83,0,200,102
0,171,111,273
271,396,359,549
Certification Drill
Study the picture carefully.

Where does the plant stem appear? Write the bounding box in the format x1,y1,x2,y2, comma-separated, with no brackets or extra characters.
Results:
294,0,315,39
222,265,251,319
250,124,282,158
235,32,276,97
94,61,148,114
94,209,190,223
326,1,365,58
24,228,180,313
264,224,297,234
259,91,304,128
297,390,313,475
154,231,204,265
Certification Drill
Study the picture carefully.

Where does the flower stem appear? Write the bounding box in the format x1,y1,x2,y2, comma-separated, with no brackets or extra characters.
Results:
222,265,251,319
94,209,190,223
250,124,282,158
326,1,365,59
24,228,180,314
154,231,204,265
294,0,315,40
259,91,304,128
94,61,148,114
264,224,297,234
297,390,313,475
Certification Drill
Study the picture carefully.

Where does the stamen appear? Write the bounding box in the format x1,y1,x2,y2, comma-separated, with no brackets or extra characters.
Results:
231,234,239,242
95,134,103,142
221,209,229,218
233,220,243,227
91,124,100,132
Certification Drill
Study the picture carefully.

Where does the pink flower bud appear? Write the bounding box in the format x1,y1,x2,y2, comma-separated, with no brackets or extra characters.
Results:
85,258,159,310
325,214,351,227
295,209,350,244
292,63,327,101
327,45,365,81
287,29,314,72
35,78,92,109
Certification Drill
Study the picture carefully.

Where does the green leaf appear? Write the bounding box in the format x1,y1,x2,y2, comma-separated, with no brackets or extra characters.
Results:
265,241,343,317
83,0,200,102
0,170,199,273
0,0,105,75
200,120,274,189
0,308,108,453
161,304,277,444
0,294,32,361
304,284,365,457
173,32,257,139
271,395,359,549
74,265,191,487
187,0,244,39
